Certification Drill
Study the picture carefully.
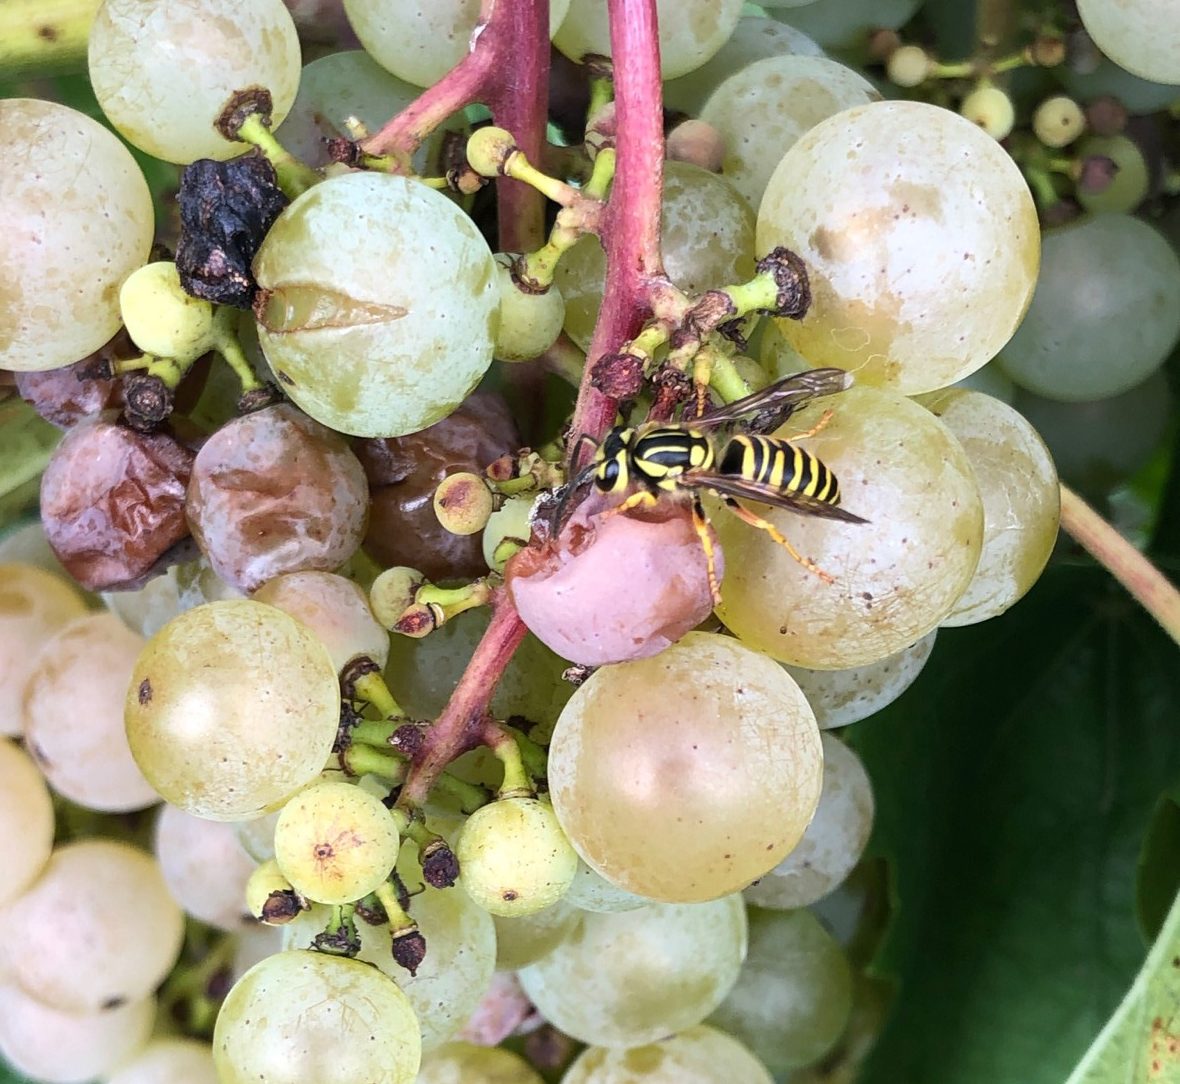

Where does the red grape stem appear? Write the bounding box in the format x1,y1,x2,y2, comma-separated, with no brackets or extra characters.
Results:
398,590,529,809
567,0,667,467
1059,483,1180,648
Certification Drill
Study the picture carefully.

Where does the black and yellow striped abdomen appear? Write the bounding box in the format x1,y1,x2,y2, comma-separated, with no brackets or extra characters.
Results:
717,434,842,507
595,426,715,495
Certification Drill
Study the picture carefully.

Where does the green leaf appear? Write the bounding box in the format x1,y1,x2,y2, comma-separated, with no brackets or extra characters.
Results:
0,398,60,529
848,563,1180,1084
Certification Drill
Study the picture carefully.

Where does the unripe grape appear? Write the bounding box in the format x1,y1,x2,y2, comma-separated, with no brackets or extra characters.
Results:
780,0,921,50
466,126,519,177
274,780,400,905
482,495,538,572
434,472,496,536
246,858,309,925
887,44,931,87
0,739,54,908
960,83,1016,140
1033,95,1087,147
214,950,421,1084
1076,134,1149,214
119,262,216,361
457,796,579,917
493,256,566,362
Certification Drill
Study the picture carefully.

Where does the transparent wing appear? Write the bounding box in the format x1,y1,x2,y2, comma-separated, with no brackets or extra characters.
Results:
690,368,853,435
680,470,869,523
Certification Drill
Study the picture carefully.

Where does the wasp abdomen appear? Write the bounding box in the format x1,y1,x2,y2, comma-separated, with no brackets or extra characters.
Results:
719,435,842,505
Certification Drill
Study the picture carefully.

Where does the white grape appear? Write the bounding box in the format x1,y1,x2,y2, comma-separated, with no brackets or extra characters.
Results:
0,738,54,908
1077,0,1180,85
106,1037,219,1084
563,1024,774,1083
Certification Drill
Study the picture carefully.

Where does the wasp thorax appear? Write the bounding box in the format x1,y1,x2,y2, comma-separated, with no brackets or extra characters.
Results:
506,493,723,666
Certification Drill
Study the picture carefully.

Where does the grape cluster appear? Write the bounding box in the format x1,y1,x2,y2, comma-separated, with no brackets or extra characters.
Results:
2,0,1179,1082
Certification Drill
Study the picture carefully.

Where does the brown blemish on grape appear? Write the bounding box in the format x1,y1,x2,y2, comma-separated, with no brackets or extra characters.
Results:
37,24,58,40
138,678,152,705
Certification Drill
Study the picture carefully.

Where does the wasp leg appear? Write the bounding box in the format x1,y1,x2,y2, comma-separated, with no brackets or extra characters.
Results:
789,408,834,442
601,490,660,518
691,497,724,605
723,498,835,584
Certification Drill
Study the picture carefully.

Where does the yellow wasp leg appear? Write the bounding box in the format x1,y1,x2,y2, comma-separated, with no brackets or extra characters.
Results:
601,490,659,518
789,408,834,442
723,499,835,585
691,498,724,605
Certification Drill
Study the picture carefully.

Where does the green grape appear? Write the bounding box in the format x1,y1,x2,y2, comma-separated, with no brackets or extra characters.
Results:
710,907,854,1073
119,262,216,361
0,562,87,736
274,779,400,904
1057,55,1179,115
457,796,579,917
757,100,1040,395
2,839,184,1013
565,859,651,913
493,255,566,362
1076,134,1149,214
555,0,744,80
0,99,154,373
771,0,922,50
744,733,873,909
23,612,159,813
1012,371,1172,494
781,630,937,730
517,894,747,1047
549,632,822,903
343,0,570,89
416,1042,545,1084
562,1024,774,1083
253,173,499,438
959,83,1016,140
124,600,341,821
155,804,258,931
253,571,390,672
0,983,155,1084
492,896,580,970
997,214,1180,402
0,739,53,908
664,15,824,117
482,494,539,572
759,317,811,380
700,55,878,210
275,51,455,172
1076,0,1180,85
88,0,302,164
916,388,1059,626
106,1037,219,1084
555,161,755,352
214,950,421,1084
285,841,495,1051
713,386,984,669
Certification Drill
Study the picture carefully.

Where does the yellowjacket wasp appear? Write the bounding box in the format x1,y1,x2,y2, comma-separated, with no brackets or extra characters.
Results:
562,368,867,601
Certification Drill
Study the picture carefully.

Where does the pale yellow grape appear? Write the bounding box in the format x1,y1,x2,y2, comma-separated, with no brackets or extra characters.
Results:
214,950,421,1084
773,0,922,49
344,0,570,89
664,15,824,116
285,841,494,1051
555,0,743,79
700,55,878,210
88,0,301,164
254,173,499,438
1,100,153,373
416,1042,544,1084
0,739,53,907
1076,134,1149,214
1032,95,1086,147
565,858,650,913
555,161,755,352
0,562,87,736
517,894,747,1047
106,1037,219,1084
710,907,853,1072
274,780,400,904
562,1025,774,1084
493,255,566,362
124,600,340,820
782,631,937,730
744,733,873,910
757,100,1040,394
492,896,580,970
997,215,1180,402
1077,0,1180,84
23,612,158,812
482,495,538,572
887,44,931,88
960,83,1015,140
0,984,154,1084
457,796,579,917
253,570,389,672
549,632,822,903
916,388,1059,626
246,857,302,923
154,804,257,930
119,262,215,361
4,839,184,1013
714,386,984,668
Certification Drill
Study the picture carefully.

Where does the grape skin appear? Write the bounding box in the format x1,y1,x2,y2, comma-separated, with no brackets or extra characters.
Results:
106,1037,219,1084
0,738,54,908
562,1024,774,1083
416,1041,545,1083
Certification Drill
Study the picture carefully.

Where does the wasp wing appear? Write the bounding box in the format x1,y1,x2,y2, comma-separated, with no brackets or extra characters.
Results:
691,368,853,435
680,470,869,523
